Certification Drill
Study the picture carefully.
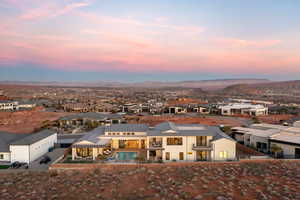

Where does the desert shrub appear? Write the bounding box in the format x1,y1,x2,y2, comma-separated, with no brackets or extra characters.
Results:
135,156,146,163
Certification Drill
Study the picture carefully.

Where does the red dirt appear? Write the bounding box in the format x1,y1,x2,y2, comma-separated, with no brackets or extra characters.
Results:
257,114,295,124
1,160,299,200
0,107,67,134
167,98,207,106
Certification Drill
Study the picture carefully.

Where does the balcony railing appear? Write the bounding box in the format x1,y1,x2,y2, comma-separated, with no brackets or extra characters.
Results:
192,144,213,150
148,142,163,149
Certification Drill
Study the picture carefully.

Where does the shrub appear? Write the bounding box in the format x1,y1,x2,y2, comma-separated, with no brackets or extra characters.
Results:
135,156,146,163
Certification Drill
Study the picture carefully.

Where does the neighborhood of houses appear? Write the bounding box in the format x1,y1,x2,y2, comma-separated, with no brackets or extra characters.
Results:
1,97,271,117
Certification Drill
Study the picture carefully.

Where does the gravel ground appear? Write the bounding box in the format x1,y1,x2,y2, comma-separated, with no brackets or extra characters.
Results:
0,160,300,200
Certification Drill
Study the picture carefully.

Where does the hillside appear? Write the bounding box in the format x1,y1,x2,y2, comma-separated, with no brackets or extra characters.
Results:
0,79,270,90
219,80,300,102
0,160,299,200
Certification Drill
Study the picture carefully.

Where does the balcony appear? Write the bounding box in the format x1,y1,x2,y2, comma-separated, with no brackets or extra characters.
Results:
192,144,213,151
148,142,164,150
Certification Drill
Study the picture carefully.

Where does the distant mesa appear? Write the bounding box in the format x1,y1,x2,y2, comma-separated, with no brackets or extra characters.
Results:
0,78,271,90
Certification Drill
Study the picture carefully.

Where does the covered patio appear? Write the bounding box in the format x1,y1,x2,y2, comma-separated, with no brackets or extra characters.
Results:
72,138,111,160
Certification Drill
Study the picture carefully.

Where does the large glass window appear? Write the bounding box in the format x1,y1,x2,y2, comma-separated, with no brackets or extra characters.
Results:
76,148,93,157
196,136,207,146
165,152,170,160
219,151,228,159
179,152,184,160
197,151,208,161
167,138,183,145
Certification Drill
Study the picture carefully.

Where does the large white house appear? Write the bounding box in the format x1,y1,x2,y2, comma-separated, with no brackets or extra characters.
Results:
72,122,236,162
0,130,57,164
219,103,268,116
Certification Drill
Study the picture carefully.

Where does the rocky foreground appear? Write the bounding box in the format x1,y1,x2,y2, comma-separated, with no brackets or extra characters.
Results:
0,161,300,200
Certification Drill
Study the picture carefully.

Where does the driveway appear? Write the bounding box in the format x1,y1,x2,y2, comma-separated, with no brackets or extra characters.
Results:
29,148,65,171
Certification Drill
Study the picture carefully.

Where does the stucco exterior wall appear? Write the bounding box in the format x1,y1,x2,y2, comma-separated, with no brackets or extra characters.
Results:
270,141,300,157
0,152,11,162
29,133,57,163
10,146,29,163
212,138,236,161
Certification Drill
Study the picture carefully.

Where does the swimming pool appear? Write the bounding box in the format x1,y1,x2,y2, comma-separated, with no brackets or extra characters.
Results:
117,152,137,161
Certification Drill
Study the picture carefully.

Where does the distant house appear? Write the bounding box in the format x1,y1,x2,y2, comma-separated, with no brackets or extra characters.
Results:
71,122,236,162
168,106,187,114
192,104,211,114
18,101,36,110
218,103,268,116
0,130,57,164
0,100,19,111
0,100,36,111
59,112,125,127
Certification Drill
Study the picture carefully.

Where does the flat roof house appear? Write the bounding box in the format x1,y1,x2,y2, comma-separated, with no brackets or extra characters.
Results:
71,122,236,162
0,130,57,164
219,103,268,116
232,123,300,158
0,100,19,111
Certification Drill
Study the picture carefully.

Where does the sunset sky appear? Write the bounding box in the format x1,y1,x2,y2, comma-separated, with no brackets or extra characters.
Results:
0,0,299,82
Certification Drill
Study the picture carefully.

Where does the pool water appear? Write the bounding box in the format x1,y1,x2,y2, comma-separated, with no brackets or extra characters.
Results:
117,152,137,161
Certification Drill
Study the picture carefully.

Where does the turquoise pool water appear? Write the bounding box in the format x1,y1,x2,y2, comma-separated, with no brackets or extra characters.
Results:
117,152,137,160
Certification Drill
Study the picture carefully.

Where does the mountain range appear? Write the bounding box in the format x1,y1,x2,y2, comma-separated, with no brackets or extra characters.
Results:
0,79,270,90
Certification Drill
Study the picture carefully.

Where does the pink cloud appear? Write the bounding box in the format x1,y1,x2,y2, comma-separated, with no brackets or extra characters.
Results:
216,38,281,48
20,1,91,20
82,30,152,48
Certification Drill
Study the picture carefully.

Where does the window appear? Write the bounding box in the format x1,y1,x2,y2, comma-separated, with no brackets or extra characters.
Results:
167,138,183,145
165,152,170,160
219,151,228,159
257,142,267,150
179,152,184,160
196,136,207,146
0,154,4,159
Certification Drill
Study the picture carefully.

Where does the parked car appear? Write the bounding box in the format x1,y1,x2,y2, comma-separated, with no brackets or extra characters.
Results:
39,156,51,164
10,162,27,169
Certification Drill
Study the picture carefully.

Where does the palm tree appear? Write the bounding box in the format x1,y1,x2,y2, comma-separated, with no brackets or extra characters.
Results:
270,144,283,158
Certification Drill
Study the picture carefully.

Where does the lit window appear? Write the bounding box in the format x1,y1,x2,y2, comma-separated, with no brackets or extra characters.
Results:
167,138,183,145
219,151,228,159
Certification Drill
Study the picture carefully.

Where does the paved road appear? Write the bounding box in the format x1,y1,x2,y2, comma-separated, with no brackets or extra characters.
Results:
29,148,65,171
